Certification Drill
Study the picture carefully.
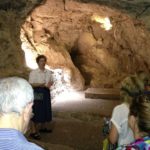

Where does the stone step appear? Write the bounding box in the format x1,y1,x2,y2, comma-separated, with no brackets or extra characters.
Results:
85,88,120,100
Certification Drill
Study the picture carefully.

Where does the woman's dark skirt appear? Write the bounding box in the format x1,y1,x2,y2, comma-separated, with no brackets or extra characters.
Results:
32,87,52,123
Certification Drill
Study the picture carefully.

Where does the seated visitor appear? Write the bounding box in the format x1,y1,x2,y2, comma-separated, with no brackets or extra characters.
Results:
108,72,148,147
0,77,43,150
117,94,150,149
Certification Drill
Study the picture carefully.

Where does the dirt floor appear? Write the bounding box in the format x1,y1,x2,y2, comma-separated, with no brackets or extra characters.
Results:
29,117,102,150
27,91,121,150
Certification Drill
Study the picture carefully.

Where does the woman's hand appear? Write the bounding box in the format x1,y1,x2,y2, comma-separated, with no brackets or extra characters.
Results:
45,81,53,88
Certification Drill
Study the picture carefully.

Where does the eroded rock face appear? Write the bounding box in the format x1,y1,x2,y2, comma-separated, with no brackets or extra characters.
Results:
75,16,150,87
77,0,150,30
22,0,150,88
0,0,150,90
0,0,44,78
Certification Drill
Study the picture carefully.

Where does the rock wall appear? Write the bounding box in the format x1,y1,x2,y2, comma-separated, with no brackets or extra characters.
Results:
0,0,150,89
0,0,44,78
22,0,150,88
78,0,150,30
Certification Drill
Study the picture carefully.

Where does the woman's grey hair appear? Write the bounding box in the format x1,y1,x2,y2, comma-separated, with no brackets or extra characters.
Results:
0,77,34,114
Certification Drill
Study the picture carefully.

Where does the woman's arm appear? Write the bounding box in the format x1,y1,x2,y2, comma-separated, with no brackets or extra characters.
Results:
108,123,118,144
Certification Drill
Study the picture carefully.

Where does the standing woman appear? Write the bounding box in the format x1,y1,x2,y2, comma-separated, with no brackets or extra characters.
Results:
29,55,53,140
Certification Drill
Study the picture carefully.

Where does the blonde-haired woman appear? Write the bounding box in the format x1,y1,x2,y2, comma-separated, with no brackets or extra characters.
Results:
117,94,150,149
108,72,148,147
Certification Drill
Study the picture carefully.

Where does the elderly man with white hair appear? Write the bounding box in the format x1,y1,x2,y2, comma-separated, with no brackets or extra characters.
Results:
0,77,43,150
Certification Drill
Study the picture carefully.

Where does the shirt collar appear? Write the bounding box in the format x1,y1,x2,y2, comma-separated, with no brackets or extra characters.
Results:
0,128,27,141
37,68,47,73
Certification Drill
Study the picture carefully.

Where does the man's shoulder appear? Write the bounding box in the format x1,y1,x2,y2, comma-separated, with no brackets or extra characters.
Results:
0,129,44,150
22,141,44,150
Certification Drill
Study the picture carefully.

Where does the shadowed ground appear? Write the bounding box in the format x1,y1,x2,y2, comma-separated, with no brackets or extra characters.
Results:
27,90,121,150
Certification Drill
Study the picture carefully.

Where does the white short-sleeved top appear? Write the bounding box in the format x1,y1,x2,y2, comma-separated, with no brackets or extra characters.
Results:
29,68,53,86
111,103,134,146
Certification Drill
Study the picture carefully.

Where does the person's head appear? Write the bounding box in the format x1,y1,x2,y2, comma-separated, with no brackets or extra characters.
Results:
36,54,47,70
129,94,150,138
0,77,34,133
120,76,145,105
136,71,149,86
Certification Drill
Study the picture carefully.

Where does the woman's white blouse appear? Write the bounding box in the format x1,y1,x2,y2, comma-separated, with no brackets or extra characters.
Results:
29,68,53,85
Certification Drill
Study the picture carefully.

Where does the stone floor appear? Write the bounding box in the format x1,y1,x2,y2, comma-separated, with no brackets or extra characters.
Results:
27,90,121,150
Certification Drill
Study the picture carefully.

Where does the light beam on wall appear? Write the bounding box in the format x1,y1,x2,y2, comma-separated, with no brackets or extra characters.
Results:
91,14,112,31
21,43,38,69
20,29,38,69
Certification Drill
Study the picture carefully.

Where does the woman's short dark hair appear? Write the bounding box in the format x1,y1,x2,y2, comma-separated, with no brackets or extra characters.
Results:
36,55,47,63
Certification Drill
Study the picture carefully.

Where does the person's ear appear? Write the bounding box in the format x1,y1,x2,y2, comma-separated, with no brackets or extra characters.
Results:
23,102,33,123
22,102,33,133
